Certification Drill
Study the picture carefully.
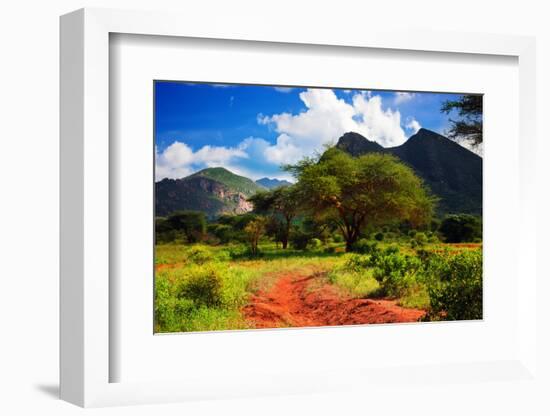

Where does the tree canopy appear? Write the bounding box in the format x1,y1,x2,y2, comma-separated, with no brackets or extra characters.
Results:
248,186,300,249
441,95,483,145
166,210,206,243
286,148,436,251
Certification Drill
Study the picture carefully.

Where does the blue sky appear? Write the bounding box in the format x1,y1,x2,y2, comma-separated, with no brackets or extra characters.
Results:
155,81,467,182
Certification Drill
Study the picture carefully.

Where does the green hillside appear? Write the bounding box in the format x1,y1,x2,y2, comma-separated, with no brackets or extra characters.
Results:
190,167,265,195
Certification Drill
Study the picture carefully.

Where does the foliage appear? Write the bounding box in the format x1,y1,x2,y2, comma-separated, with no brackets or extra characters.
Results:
244,216,267,255
374,232,384,241
208,223,235,244
155,217,179,243
421,250,483,320
165,210,206,243
286,149,436,251
351,239,378,255
308,238,323,250
177,265,223,307
290,228,311,250
192,167,264,195
441,95,483,145
439,214,482,243
187,245,214,265
248,186,301,249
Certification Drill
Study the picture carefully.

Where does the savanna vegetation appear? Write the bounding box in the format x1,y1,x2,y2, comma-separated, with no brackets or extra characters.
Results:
155,149,483,332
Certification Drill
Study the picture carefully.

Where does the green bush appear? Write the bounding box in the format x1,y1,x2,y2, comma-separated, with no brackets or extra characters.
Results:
352,238,378,255
290,230,311,250
413,232,428,247
422,250,483,320
332,233,344,243
308,238,322,250
371,252,421,297
439,214,482,243
187,245,214,264
177,266,223,308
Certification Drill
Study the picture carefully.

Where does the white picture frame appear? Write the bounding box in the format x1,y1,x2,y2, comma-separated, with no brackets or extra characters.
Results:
60,7,539,408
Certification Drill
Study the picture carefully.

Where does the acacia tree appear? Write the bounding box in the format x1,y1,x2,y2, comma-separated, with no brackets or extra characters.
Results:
248,186,300,249
287,149,435,252
441,94,483,145
166,210,206,243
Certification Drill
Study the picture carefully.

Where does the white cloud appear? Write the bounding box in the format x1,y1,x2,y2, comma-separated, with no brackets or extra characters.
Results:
263,134,303,165
273,87,294,93
257,88,410,164
352,94,407,147
155,141,247,181
405,117,422,134
394,92,416,104
453,136,484,157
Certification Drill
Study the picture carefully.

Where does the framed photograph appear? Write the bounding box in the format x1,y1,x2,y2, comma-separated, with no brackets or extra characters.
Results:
60,8,539,408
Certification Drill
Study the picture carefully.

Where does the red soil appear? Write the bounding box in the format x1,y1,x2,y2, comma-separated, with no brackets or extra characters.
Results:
155,262,185,272
242,272,425,329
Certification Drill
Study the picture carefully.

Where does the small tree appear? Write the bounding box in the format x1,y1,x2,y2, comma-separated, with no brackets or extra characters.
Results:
166,211,206,243
244,217,267,255
248,186,300,249
286,149,435,252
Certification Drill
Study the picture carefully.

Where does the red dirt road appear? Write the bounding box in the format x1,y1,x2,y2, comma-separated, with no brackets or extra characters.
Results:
242,272,425,329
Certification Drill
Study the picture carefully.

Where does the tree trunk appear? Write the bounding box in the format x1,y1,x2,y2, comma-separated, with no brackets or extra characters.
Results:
344,228,360,252
282,219,291,249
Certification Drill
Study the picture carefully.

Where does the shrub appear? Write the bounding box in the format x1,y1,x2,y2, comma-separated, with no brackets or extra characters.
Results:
290,230,311,250
414,232,428,246
187,245,214,264
352,238,378,255
374,232,384,241
422,250,483,320
308,238,322,250
439,214,482,243
178,265,223,308
428,235,439,243
332,233,344,243
371,252,421,297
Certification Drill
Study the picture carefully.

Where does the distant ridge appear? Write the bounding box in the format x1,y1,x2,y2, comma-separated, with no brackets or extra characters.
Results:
256,177,292,189
335,129,482,215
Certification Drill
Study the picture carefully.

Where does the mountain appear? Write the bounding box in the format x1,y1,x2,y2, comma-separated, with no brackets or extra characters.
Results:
256,177,292,189
155,167,265,218
335,129,482,215
336,131,385,155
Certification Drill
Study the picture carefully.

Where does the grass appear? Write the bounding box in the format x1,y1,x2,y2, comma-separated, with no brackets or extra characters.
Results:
154,240,481,332
327,267,380,298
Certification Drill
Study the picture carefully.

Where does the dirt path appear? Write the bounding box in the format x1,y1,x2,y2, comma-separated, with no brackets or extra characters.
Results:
242,272,425,328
